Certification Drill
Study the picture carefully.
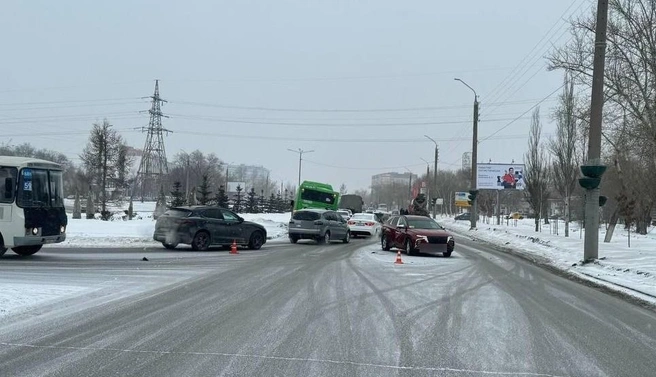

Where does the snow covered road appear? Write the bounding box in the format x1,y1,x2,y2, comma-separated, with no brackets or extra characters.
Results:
1,238,656,376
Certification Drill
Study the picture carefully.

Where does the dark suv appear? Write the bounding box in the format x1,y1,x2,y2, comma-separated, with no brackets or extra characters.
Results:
288,209,350,244
153,206,267,251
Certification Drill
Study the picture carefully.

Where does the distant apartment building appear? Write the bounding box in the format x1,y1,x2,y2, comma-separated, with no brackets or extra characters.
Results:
371,172,417,188
226,164,271,194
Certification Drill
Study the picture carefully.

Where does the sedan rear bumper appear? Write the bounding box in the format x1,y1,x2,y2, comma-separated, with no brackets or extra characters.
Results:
349,225,377,236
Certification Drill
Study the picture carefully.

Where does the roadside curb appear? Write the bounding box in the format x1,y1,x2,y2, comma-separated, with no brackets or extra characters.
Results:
445,225,656,311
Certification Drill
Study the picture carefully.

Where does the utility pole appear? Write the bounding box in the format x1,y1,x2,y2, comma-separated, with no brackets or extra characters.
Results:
581,0,610,261
424,135,439,218
287,148,314,188
455,78,479,230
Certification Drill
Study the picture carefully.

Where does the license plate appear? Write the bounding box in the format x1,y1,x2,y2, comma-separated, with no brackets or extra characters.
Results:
357,222,364,226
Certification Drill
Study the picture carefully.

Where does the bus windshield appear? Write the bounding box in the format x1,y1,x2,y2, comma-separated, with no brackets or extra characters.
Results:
17,168,64,208
301,189,335,205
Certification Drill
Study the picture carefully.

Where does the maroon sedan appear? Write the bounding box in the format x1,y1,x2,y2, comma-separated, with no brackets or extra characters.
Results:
381,215,455,257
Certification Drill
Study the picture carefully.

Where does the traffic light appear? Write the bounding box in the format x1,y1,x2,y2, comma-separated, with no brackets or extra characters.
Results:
599,195,608,207
431,198,437,205
467,190,479,206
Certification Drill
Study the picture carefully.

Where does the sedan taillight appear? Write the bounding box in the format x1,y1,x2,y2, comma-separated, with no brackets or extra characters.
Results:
348,221,355,225
365,222,375,226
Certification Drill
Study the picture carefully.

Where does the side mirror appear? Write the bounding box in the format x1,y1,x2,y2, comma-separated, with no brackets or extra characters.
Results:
237,216,244,223
4,178,12,199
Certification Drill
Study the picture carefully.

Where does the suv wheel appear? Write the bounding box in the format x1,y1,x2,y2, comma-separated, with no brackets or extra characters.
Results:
248,231,264,250
191,231,210,251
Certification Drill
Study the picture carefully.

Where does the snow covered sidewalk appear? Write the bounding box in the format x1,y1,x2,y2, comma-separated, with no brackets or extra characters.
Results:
439,216,656,305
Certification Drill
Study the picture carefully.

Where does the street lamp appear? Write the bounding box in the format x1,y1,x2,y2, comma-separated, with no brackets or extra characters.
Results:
454,78,479,230
424,135,439,218
287,148,314,188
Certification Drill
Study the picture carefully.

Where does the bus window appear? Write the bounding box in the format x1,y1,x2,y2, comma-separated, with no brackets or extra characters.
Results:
18,169,50,207
49,170,64,207
301,189,335,205
0,167,17,203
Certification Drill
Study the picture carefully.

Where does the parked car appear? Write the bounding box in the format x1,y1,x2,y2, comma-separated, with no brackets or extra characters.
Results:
347,212,382,238
454,212,471,221
288,209,350,244
153,206,267,251
381,215,454,257
505,212,524,220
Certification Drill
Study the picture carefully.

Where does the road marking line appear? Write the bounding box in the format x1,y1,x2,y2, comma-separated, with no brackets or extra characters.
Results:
0,342,567,376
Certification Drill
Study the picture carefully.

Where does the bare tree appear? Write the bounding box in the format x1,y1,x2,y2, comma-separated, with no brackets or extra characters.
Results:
549,0,656,233
524,108,549,231
549,73,579,236
79,120,128,218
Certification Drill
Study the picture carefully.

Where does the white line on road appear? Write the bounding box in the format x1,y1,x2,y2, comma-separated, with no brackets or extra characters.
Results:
0,342,568,376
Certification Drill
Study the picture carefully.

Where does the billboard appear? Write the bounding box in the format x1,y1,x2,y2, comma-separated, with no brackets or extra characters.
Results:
455,192,470,207
227,181,247,193
477,163,525,190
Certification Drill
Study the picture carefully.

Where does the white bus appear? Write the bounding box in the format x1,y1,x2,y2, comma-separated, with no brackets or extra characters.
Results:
0,156,67,257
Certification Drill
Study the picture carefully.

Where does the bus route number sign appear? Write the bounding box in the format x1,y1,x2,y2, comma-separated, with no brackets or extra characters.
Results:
23,169,32,191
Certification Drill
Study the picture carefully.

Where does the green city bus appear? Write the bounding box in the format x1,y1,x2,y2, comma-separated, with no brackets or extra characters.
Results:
292,181,340,212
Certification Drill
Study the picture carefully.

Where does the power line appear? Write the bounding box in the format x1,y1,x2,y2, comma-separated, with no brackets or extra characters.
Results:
483,0,587,103
167,98,556,113
167,113,529,127
479,84,567,143
304,159,428,171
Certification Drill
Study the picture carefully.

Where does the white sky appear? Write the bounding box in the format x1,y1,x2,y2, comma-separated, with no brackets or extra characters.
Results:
0,0,594,191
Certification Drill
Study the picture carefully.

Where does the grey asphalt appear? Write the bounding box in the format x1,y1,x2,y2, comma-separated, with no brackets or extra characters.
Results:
1,236,655,377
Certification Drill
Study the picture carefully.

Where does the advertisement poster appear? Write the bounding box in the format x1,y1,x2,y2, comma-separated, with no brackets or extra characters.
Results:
455,192,470,207
476,163,525,190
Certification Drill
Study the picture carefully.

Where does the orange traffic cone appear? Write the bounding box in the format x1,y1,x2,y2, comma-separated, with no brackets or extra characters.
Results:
394,250,403,264
230,239,238,254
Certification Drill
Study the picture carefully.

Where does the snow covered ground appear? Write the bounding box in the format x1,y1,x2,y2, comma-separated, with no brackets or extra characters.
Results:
58,200,290,247
439,215,656,305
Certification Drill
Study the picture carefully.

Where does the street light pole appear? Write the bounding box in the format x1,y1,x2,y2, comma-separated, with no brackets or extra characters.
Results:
454,78,479,230
287,148,314,188
424,135,439,218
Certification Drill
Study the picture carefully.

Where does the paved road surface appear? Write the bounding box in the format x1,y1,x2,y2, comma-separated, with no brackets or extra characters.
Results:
1,237,655,377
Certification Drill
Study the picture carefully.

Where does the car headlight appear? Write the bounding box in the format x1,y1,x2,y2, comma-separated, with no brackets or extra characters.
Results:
415,235,428,245
60,225,66,233
32,227,39,235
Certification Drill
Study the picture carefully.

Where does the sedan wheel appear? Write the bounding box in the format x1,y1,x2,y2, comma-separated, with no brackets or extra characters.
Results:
342,231,350,244
381,235,390,251
404,239,417,256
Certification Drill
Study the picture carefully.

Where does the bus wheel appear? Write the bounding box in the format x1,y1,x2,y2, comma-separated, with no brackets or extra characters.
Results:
12,245,43,256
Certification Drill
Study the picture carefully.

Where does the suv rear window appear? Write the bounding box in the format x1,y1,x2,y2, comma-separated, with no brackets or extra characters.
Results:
293,211,321,221
164,209,192,217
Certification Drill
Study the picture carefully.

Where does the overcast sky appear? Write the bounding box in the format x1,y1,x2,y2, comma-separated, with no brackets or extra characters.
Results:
0,0,592,192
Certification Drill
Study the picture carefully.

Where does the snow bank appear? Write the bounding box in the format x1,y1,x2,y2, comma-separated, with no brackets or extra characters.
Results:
439,216,656,304
57,201,290,248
